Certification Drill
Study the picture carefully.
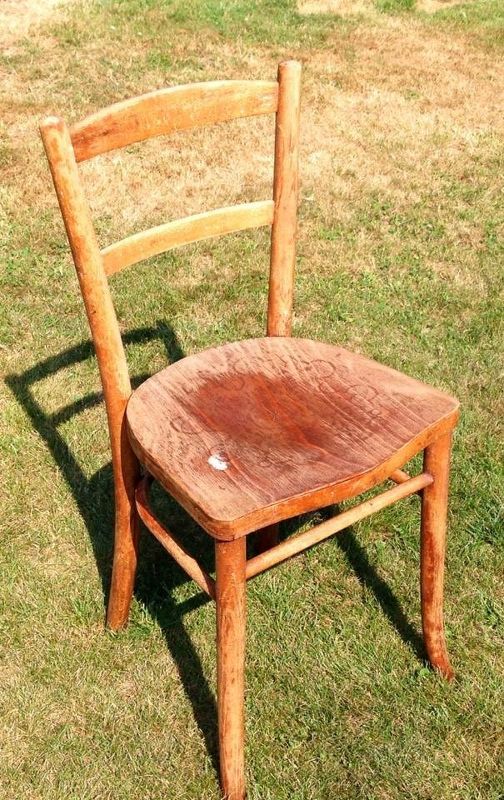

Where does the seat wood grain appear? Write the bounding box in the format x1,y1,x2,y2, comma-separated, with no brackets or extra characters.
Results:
126,337,459,539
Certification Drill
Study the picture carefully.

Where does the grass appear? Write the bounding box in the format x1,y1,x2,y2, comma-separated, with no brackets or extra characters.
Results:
1,0,503,798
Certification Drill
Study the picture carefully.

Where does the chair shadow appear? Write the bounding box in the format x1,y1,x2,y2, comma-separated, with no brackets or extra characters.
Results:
6,321,220,770
282,509,426,661
6,320,425,774
334,526,425,662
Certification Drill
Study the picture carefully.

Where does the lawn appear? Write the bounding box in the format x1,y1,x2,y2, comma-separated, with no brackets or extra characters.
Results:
0,1,503,798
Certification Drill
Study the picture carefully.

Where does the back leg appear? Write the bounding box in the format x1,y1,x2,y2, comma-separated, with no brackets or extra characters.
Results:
254,522,279,554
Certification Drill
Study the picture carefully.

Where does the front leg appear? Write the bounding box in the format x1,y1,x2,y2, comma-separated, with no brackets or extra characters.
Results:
216,537,247,799
420,432,455,680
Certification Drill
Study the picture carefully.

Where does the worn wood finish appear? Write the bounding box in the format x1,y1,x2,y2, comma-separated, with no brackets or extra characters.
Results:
71,80,279,162
135,477,216,599
246,473,432,579
267,61,301,337
102,201,274,275
40,116,139,630
126,337,459,539
216,538,247,800
421,432,454,680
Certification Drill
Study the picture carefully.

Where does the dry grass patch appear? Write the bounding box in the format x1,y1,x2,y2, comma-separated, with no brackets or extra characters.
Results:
342,17,504,128
0,0,70,49
3,1,499,278
1,21,280,262
61,18,504,274
81,115,276,245
14,9,497,283
295,15,503,277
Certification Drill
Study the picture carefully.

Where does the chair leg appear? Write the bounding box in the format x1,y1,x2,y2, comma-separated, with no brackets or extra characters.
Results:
106,445,140,631
420,431,454,680
254,522,279,554
216,538,247,800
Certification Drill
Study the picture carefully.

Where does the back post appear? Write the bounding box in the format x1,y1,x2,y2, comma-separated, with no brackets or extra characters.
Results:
255,61,301,556
267,60,302,337
40,117,140,629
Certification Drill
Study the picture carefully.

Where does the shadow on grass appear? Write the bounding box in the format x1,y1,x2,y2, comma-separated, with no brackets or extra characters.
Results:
334,528,425,661
6,320,425,773
6,321,219,770
282,510,425,661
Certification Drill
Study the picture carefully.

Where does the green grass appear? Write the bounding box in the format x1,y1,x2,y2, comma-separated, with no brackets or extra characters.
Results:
1,0,503,798
420,0,504,49
377,0,415,14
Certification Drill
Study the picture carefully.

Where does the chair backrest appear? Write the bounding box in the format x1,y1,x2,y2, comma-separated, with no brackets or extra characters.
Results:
40,61,301,482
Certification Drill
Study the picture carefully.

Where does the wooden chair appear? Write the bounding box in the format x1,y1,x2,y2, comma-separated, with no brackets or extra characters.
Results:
40,61,459,800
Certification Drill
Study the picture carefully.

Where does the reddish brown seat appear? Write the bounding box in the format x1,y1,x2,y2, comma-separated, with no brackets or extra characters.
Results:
127,337,458,538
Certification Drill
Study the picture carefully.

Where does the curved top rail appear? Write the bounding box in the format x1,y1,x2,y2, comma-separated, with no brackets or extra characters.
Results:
70,80,279,162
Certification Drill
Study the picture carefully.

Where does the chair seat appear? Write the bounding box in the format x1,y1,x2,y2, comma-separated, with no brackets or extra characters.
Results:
126,337,459,539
